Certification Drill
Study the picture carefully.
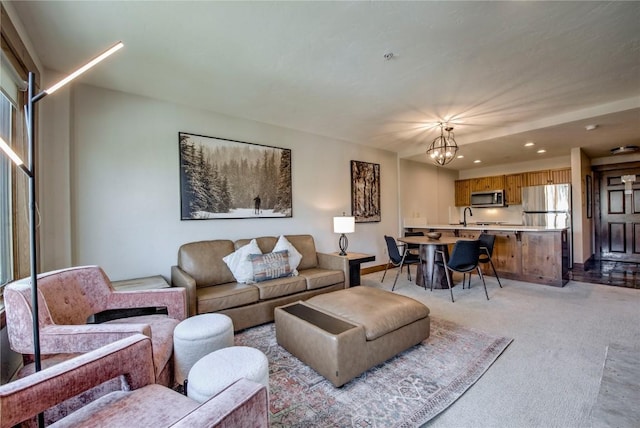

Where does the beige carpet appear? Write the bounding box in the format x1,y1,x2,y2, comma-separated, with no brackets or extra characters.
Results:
362,268,640,428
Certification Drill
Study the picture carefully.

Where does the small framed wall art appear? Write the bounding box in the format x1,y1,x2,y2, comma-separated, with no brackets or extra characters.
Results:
351,160,381,223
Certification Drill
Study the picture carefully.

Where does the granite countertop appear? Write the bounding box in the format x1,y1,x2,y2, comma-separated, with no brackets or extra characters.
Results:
414,224,568,232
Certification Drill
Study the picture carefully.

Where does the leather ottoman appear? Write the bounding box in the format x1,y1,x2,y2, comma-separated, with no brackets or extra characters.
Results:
274,287,430,387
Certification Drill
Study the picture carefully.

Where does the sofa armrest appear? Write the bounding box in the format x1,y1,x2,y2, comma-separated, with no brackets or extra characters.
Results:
172,265,198,317
107,287,187,321
39,323,152,354
0,334,155,428
170,378,268,428
317,252,350,287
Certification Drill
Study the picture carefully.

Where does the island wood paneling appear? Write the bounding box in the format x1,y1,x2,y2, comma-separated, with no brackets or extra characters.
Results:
412,227,569,286
489,231,521,276
521,231,569,286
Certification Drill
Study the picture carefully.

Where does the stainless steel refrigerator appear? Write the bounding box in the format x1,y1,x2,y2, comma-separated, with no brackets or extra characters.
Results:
522,183,572,266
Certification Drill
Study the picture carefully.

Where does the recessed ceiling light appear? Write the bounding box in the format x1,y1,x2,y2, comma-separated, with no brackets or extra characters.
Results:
457,155,464,159
537,149,546,154
585,124,598,131
524,142,535,147
473,160,482,163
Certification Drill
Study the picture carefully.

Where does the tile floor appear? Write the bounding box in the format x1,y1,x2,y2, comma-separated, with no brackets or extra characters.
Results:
571,260,640,289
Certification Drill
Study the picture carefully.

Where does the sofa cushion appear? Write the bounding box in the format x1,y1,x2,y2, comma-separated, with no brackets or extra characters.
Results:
49,384,199,427
253,275,307,300
223,239,262,283
178,240,236,287
249,250,292,282
284,235,318,270
298,268,344,290
104,315,178,378
196,283,260,313
273,235,303,275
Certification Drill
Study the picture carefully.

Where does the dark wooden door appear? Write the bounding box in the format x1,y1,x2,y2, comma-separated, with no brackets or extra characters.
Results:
599,168,640,262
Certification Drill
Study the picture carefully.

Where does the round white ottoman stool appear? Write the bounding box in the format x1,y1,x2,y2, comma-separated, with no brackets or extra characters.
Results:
187,346,269,403
173,313,234,385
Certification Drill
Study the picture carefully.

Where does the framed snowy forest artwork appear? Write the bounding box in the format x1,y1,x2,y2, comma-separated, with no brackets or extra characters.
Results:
179,132,292,220
351,160,381,223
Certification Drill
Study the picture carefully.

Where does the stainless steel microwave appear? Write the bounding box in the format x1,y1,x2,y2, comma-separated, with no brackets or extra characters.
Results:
470,190,505,207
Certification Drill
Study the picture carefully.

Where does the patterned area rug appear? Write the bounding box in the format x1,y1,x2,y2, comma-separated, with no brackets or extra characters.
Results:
234,318,512,427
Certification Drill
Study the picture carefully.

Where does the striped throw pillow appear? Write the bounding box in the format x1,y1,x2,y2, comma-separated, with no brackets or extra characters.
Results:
250,250,292,282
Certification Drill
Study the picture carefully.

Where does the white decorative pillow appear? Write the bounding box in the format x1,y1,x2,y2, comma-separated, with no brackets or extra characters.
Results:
273,235,302,275
222,239,262,283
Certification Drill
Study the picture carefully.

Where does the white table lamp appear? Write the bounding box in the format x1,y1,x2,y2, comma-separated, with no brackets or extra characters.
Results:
333,213,355,256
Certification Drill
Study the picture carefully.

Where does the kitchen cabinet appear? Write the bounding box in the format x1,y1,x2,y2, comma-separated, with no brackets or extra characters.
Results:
454,168,570,208
457,230,480,239
549,168,571,184
470,175,505,192
454,179,471,207
505,174,523,205
522,168,571,186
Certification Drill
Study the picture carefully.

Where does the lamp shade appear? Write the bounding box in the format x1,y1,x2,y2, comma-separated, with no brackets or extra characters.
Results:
333,215,355,234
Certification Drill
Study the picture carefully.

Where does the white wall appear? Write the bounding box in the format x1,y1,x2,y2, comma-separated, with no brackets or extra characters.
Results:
571,147,593,264
398,159,457,226
41,84,398,281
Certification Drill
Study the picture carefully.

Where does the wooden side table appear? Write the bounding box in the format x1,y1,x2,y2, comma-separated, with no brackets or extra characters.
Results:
334,252,375,286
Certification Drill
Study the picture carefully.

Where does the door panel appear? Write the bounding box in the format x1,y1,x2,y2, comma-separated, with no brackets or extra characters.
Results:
608,223,625,253
608,190,624,214
600,167,640,262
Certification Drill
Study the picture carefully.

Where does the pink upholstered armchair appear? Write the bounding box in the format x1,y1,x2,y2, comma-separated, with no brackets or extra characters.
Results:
4,265,187,387
0,334,269,428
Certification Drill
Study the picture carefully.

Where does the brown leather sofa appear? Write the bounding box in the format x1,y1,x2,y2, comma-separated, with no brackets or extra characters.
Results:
171,234,349,331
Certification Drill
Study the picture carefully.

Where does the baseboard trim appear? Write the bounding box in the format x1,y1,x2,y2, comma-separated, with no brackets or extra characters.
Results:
361,264,387,275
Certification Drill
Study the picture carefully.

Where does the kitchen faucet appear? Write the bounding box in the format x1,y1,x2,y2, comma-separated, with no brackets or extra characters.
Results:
463,206,473,227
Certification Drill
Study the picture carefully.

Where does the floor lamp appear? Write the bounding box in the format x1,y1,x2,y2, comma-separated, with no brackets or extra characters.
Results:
0,41,123,377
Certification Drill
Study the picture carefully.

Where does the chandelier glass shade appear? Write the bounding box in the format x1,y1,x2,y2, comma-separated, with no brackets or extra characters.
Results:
426,123,458,166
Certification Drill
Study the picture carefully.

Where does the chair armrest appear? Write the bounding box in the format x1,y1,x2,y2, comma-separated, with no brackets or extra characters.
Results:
316,252,350,287
170,379,268,428
107,287,187,321
0,334,155,428
39,323,152,354
171,265,198,317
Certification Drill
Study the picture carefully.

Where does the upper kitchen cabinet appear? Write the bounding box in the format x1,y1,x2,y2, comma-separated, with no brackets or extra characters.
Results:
505,174,523,205
455,167,571,207
549,168,571,184
470,175,505,192
455,179,471,207
522,168,571,186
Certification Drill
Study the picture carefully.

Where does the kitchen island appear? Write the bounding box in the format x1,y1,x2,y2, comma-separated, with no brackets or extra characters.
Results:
405,224,569,287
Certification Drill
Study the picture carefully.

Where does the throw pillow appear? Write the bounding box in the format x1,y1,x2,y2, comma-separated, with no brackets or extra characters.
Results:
273,235,303,275
250,250,292,282
222,239,262,283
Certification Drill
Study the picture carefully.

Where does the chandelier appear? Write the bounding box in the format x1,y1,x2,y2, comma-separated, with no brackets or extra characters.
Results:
426,123,458,166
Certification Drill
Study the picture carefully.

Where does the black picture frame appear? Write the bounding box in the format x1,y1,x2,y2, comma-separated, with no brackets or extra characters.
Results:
179,132,292,220
350,160,381,223
586,174,593,219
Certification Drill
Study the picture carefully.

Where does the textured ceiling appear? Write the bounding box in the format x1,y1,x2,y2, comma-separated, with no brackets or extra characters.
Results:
7,1,640,170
